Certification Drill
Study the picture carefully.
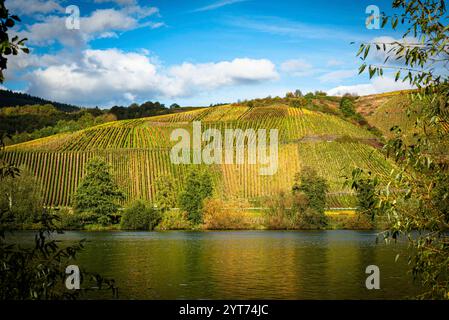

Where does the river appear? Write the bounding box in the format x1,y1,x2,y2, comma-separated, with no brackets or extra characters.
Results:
11,230,422,299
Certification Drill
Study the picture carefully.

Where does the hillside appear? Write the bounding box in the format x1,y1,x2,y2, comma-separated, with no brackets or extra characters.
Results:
1,100,397,208
0,89,81,112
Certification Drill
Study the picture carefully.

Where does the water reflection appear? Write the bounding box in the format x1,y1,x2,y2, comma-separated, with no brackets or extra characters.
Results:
12,230,421,299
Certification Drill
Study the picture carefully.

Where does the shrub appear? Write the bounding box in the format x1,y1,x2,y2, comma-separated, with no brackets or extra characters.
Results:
202,198,253,230
53,208,84,230
155,209,192,230
263,192,295,229
262,171,330,230
289,98,308,108
0,167,43,227
120,200,161,230
328,213,374,230
295,207,328,230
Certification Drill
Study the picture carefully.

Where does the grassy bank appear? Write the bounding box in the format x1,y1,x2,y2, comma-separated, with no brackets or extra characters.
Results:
10,208,381,231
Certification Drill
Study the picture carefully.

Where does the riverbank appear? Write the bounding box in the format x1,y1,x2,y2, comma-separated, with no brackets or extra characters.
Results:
10,209,385,231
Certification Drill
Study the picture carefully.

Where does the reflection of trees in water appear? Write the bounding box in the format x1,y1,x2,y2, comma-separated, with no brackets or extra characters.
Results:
198,232,319,299
70,231,418,299
77,233,192,299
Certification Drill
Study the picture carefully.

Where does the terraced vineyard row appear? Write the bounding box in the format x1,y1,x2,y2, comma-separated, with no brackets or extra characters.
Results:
297,141,394,191
0,150,222,206
0,139,390,207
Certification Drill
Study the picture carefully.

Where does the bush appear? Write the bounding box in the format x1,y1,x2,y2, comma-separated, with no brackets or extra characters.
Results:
328,213,373,230
53,208,84,230
289,98,308,108
0,167,43,227
202,198,253,230
263,192,295,229
120,200,161,230
295,207,328,229
155,209,192,230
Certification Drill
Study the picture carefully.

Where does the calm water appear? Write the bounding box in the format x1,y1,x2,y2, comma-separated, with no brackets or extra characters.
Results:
12,230,422,299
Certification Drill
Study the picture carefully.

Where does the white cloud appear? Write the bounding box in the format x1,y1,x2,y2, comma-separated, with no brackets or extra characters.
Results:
193,0,249,12
26,49,279,106
17,6,161,47
327,76,414,96
7,0,63,16
280,59,313,77
94,0,138,6
318,69,357,83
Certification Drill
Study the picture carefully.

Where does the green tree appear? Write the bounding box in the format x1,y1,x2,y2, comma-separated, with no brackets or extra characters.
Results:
155,176,177,211
292,167,328,215
120,200,161,230
0,166,43,226
339,96,356,117
0,0,28,83
353,0,449,299
73,157,124,225
179,168,213,224
292,167,329,229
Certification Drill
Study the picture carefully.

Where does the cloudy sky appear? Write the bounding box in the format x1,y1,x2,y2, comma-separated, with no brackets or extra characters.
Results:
3,0,414,107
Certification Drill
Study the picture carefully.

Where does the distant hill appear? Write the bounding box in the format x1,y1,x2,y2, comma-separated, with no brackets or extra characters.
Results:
2,101,396,208
0,89,81,112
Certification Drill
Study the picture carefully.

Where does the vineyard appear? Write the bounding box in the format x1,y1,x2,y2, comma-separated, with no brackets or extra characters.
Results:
1,103,396,207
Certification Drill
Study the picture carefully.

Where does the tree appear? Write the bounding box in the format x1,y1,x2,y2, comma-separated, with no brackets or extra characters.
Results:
0,166,43,226
170,103,180,109
155,176,177,211
73,157,124,225
291,168,329,229
294,89,303,97
0,0,28,83
352,0,449,299
292,167,328,215
304,92,314,99
179,168,213,224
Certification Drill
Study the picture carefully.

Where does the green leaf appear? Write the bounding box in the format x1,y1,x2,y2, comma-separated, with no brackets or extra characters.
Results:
358,64,366,74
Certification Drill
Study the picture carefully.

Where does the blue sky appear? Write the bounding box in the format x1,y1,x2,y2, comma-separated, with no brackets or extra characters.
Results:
3,0,413,107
